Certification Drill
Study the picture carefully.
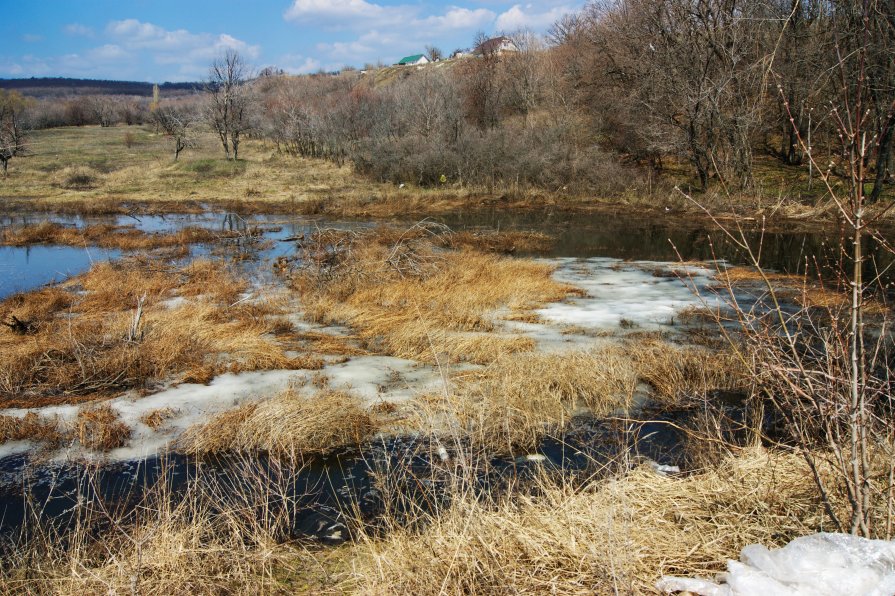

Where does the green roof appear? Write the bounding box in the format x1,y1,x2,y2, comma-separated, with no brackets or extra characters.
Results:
397,54,425,65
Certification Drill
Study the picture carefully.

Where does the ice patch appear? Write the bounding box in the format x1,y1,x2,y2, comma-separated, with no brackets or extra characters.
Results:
537,258,722,331
657,533,895,596
323,355,448,402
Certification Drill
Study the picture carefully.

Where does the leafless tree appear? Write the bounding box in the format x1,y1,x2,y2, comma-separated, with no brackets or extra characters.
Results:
206,50,253,160
152,104,198,160
0,90,30,177
425,45,443,62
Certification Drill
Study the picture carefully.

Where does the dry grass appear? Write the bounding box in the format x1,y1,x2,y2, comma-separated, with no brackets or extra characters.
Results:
0,412,66,447
420,349,637,452
350,447,830,594
1,221,236,251
0,258,312,407
76,404,131,451
140,407,176,430
290,226,580,364
0,455,330,595
448,230,554,254
180,389,376,455
717,265,889,314
628,339,747,404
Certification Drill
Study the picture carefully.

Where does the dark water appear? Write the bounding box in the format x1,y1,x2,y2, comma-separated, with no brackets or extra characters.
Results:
0,402,744,548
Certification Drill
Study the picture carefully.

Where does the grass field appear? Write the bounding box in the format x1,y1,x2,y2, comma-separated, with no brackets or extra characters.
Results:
3,125,886,226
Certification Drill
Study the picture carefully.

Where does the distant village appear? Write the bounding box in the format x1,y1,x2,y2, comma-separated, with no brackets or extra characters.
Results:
391,35,518,69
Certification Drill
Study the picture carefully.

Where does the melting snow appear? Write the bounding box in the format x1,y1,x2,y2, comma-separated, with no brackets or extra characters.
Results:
657,533,895,596
537,258,722,331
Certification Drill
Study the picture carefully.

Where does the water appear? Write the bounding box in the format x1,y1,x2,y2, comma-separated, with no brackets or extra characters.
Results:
0,245,120,299
0,405,724,547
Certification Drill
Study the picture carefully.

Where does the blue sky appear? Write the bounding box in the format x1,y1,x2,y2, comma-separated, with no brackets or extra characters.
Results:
1,0,583,82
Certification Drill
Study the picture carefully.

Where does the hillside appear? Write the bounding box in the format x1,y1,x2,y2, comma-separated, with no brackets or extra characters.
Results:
0,77,202,98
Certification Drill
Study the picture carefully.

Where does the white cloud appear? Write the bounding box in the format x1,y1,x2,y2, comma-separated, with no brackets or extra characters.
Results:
106,19,260,60
101,19,261,80
278,54,322,74
284,0,393,23
291,2,495,66
495,3,575,32
87,44,130,61
64,23,95,37
6,20,260,82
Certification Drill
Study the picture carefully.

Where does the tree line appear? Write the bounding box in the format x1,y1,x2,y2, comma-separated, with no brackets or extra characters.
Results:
3,0,893,199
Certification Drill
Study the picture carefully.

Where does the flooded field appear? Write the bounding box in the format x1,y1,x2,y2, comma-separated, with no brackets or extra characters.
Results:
0,208,870,547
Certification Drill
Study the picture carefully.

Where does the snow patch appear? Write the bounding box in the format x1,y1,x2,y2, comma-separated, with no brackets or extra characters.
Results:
537,258,721,331
657,533,895,596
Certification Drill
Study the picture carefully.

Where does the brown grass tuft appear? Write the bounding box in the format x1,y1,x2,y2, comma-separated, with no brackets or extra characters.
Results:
140,407,176,430
0,412,67,447
76,404,131,451
180,389,376,455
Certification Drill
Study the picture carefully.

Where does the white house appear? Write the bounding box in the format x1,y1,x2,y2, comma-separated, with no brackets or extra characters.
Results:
396,54,430,66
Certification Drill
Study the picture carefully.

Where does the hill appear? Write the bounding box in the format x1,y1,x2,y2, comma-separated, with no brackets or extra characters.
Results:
0,77,203,98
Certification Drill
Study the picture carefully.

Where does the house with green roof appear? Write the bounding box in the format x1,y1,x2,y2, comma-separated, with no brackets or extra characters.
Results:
396,54,429,66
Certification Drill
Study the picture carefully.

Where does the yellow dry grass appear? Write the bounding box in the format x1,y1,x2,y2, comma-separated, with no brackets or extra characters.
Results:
0,258,314,407
419,349,638,452
628,339,747,403
76,404,131,451
180,389,376,455
350,447,830,594
0,412,66,447
292,227,579,364
717,265,889,315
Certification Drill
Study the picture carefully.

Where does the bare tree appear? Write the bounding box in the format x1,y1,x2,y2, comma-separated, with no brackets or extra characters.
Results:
152,104,198,160
206,50,252,160
86,95,118,127
425,45,443,62
0,90,30,177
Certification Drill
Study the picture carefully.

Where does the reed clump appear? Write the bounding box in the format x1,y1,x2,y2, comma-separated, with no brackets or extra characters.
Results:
628,339,747,404
76,404,131,451
180,389,376,455
424,348,637,452
0,412,66,447
289,225,579,364
351,447,831,594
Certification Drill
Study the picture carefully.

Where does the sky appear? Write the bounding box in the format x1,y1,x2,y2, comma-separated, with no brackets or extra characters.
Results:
1,0,584,82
